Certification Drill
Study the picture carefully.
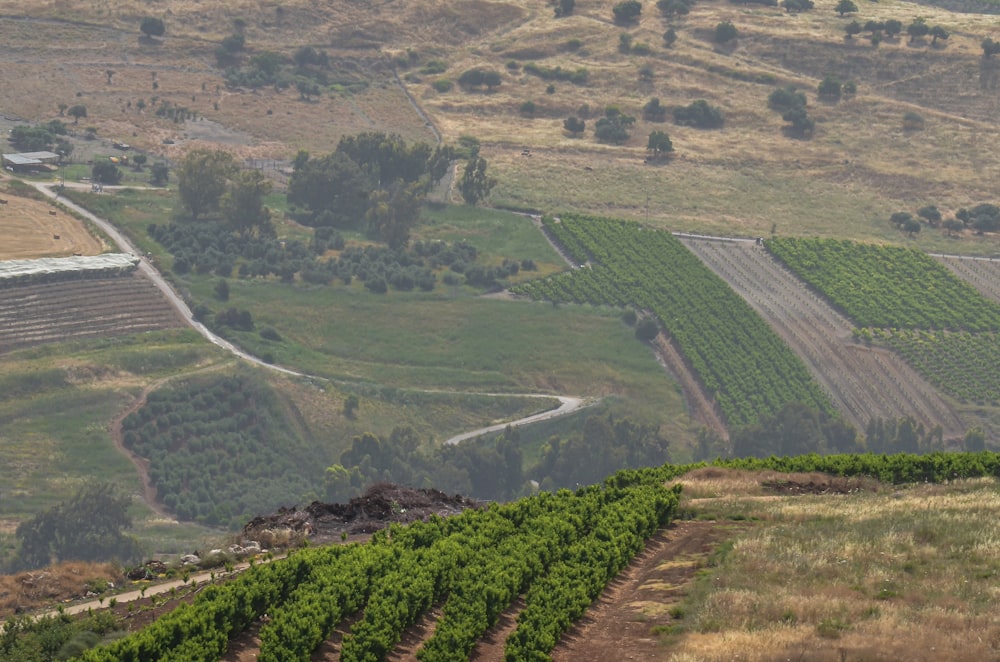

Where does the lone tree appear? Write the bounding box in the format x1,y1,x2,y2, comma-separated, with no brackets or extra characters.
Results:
613,0,643,24
835,0,858,16
646,130,674,159
714,21,738,44
176,148,238,219
140,17,166,39
459,155,497,205
594,106,635,143
150,162,170,186
91,160,123,185
555,0,575,17
817,75,843,100
845,20,862,39
930,25,949,46
907,18,929,43
563,116,586,136
67,104,87,124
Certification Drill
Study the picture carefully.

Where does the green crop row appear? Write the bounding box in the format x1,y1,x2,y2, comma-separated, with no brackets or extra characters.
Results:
767,238,1000,331
514,214,832,427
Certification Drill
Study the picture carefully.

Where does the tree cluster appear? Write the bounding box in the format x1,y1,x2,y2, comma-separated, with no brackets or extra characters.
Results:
889,202,1000,237
594,106,636,144
768,85,813,137
14,484,142,570
9,122,73,157
731,402,858,458
673,99,724,128
288,132,453,244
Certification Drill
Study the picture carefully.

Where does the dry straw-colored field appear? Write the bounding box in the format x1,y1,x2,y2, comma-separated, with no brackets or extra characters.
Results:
0,193,103,259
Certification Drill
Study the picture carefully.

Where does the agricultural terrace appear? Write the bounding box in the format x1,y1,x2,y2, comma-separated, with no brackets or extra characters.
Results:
71,452,1000,662
512,215,832,428
678,237,963,437
766,238,1000,332
877,329,1000,406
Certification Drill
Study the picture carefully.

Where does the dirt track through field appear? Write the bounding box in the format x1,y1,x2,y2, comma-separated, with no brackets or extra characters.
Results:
679,237,965,438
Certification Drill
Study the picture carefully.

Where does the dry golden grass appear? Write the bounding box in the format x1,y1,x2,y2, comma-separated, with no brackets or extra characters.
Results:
664,470,1000,661
0,560,123,616
0,192,104,259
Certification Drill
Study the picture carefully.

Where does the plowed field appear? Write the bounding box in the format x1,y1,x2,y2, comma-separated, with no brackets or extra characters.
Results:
0,273,184,353
679,237,964,438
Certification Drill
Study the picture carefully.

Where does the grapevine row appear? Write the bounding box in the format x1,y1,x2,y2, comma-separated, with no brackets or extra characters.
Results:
513,215,832,427
767,238,1000,331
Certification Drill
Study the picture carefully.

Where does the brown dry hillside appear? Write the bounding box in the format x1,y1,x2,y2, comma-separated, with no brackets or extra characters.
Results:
1,0,999,252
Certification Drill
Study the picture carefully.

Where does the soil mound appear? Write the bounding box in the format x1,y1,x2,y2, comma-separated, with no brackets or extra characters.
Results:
242,482,480,545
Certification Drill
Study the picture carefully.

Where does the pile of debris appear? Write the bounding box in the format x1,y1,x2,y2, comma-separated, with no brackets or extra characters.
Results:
241,483,481,546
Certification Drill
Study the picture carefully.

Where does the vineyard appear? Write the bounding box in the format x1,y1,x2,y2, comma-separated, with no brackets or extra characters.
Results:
512,215,831,428
78,470,683,662
66,452,1000,661
0,273,184,354
935,255,1000,306
766,238,1000,332
678,237,964,437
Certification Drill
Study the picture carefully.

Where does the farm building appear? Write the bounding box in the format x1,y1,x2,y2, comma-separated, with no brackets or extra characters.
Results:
2,151,60,172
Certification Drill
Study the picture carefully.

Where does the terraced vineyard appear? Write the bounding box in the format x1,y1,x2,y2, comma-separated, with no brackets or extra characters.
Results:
679,237,964,437
513,215,832,428
0,274,184,354
935,255,1000,306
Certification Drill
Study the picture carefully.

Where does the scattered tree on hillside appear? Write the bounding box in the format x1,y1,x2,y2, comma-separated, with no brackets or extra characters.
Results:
288,151,372,226
673,99,724,128
132,153,147,171
817,75,843,100
943,218,965,237
657,0,693,16
140,16,165,39
15,483,142,570
930,25,949,46
647,130,674,159
555,0,575,17
903,217,922,236
890,211,915,229
296,80,321,101
864,20,885,37
917,205,942,227
458,68,502,91
907,18,929,43
845,20,862,39
782,106,815,138
91,160,123,185
459,155,497,205
67,104,87,124
835,0,858,17
594,106,635,144
983,37,1000,58
884,19,903,39
842,80,857,96
902,111,925,130
564,116,586,136
176,149,238,220
642,97,668,122
784,0,814,13
768,85,807,112
663,28,678,47
714,21,738,44
968,203,1000,232
613,0,643,24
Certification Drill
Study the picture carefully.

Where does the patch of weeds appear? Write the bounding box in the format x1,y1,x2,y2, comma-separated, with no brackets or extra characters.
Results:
706,540,735,568
913,524,939,544
651,624,684,636
862,606,881,619
698,617,724,633
669,605,687,619
875,581,900,600
902,560,917,575
781,608,797,624
816,617,851,639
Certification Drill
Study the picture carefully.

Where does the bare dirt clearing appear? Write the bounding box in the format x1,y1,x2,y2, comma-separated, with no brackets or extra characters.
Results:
0,194,104,259
679,237,965,437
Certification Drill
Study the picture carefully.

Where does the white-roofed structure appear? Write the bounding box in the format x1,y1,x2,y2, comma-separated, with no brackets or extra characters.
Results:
0,253,139,285
3,151,60,171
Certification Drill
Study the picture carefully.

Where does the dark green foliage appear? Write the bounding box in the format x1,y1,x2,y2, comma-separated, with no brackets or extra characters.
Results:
91,161,122,185
907,17,929,42
845,20,862,38
663,27,678,47
930,25,949,45
643,97,668,122
673,99,724,128
259,327,282,342
15,484,142,570
658,0,695,16
646,130,674,158
9,125,56,151
594,107,635,144
140,16,165,38
782,106,815,137
634,318,659,340
120,374,320,527
714,21,738,44
431,78,452,92
563,116,586,135
458,68,502,90
835,0,857,16
732,402,858,458
459,156,497,205
214,278,230,301
883,19,903,37
767,237,1000,330
769,85,807,112
917,205,942,226
842,80,857,95
1,610,119,662
968,203,1000,232
817,75,842,100
903,110,925,130
784,0,814,12
983,38,1000,58
556,0,575,17
613,0,643,23
519,100,536,116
